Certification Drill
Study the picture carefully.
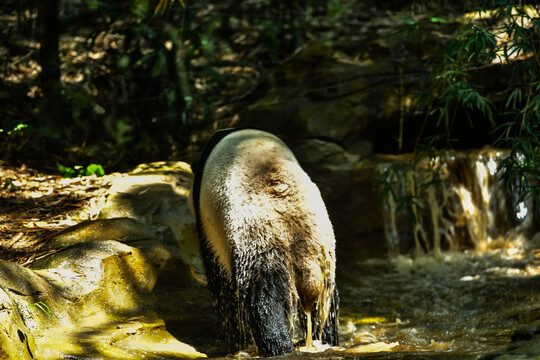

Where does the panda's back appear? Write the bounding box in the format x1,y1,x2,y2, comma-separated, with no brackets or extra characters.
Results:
199,129,334,277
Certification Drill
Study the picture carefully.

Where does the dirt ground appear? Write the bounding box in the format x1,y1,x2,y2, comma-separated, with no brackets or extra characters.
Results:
0,164,114,265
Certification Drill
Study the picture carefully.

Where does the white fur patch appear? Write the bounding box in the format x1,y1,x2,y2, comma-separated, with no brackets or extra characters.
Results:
197,128,336,323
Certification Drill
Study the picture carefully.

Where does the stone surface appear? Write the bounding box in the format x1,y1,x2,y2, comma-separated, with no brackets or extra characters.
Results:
292,139,388,256
237,41,429,155
0,161,209,359
0,238,206,359
48,217,156,247
98,162,204,281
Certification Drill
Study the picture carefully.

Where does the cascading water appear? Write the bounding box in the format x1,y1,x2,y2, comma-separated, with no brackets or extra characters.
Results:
328,148,540,359
377,148,538,257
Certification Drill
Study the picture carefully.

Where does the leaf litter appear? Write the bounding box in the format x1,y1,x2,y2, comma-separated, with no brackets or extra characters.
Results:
0,163,116,266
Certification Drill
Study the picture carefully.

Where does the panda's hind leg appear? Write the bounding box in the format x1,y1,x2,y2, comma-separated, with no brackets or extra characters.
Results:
200,242,250,353
301,284,339,347
241,256,295,357
215,277,249,352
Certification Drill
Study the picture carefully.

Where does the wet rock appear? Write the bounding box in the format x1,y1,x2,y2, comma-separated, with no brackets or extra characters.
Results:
510,326,536,343
292,139,387,256
293,138,360,198
481,321,540,360
373,149,540,256
394,328,430,347
297,142,391,256
510,320,540,346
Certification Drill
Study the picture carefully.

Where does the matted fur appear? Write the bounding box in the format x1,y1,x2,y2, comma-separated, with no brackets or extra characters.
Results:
190,128,338,356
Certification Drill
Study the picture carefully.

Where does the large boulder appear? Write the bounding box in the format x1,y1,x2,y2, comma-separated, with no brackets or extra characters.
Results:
0,239,206,359
98,161,204,281
237,41,429,156
293,139,389,257
0,161,211,359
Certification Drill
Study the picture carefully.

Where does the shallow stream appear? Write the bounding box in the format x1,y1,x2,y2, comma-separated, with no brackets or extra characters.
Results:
150,150,540,359
158,238,540,359
334,240,540,359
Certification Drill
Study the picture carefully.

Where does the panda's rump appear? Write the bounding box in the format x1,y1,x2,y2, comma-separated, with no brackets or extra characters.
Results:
199,129,334,302
236,154,336,316
198,131,298,276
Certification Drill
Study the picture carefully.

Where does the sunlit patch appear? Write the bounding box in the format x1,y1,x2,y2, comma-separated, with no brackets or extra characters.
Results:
88,51,105,60
355,317,387,325
487,156,497,176
459,275,481,281
457,187,475,216
516,202,528,220
525,265,540,276
297,340,331,353
164,40,173,51
487,267,521,276
461,6,539,64
346,341,399,353
476,160,490,201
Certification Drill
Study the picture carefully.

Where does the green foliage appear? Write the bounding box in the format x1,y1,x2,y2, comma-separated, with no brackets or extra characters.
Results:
378,162,422,223
410,2,540,205
57,163,105,178
0,123,28,135
497,107,540,204
327,0,343,18
378,142,446,224
28,301,52,317
414,24,496,143
1,0,335,170
3,179,21,191
3,0,537,194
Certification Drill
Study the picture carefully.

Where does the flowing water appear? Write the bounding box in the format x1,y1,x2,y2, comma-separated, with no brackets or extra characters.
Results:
166,236,540,359
329,148,540,359
378,148,538,257
336,244,540,359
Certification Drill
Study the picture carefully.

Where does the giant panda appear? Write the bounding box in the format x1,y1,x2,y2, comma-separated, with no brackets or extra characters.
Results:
190,128,339,357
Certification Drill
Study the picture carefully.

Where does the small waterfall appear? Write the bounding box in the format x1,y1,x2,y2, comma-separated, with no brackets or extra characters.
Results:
377,148,538,257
